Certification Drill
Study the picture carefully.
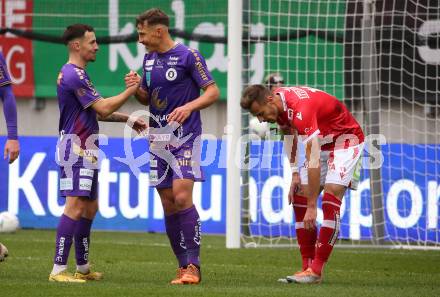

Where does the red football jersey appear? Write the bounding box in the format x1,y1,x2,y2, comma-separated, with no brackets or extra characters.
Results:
275,86,364,151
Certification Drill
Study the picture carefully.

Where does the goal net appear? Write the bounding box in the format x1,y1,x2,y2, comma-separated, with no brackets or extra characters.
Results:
239,0,440,249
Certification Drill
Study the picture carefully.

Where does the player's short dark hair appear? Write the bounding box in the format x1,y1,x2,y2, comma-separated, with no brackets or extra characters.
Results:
62,24,94,45
136,8,170,27
241,84,271,110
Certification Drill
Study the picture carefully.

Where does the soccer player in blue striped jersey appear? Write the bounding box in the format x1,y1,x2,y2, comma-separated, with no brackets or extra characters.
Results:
126,8,219,285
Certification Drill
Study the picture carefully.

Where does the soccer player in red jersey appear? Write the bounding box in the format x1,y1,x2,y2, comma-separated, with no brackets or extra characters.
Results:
241,84,364,284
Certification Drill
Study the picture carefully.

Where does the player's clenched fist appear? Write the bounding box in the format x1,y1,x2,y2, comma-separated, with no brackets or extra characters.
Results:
124,70,141,89
167,104,193,124
128,116,148,135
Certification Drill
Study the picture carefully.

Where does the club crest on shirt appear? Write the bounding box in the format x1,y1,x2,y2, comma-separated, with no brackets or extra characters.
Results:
165,68,177,81
151,87,168,111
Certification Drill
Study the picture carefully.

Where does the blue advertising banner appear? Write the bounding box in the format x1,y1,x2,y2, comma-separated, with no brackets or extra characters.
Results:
0,136,439,243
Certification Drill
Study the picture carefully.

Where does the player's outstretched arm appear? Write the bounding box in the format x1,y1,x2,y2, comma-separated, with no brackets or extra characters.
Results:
134,87,149,106
97,111,147,134
91,85,137,118
167,83,220,124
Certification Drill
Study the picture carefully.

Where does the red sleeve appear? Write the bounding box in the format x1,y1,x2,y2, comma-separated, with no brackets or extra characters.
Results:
293,103,319,144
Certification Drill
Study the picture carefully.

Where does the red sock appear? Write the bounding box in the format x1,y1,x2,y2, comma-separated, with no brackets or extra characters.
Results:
293,195,317,271
311,192,342,275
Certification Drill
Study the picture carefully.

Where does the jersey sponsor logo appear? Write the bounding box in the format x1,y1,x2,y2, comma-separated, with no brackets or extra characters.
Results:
292,87,309,99
84,79,98,96
167,56,179,66
79,168,95,177
150,159,158,168
195,61,209,81
149,133,171,142
72,144,98,165
296,112,303,120
79,178,93,191
152,114,170,123
151,87,168,111
190,48,209,80
145,59,155,66
155,59,164,68
60,178,73,190
184,150,192,159
165,68,177,81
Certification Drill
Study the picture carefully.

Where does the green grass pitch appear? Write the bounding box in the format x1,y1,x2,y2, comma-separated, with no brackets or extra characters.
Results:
0,229,439,297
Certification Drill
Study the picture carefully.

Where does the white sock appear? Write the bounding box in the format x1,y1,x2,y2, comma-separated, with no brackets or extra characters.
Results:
51,264,67,275
76,263,90,274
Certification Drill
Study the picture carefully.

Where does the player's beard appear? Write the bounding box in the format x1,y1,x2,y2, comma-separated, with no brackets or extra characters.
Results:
88,53,97,62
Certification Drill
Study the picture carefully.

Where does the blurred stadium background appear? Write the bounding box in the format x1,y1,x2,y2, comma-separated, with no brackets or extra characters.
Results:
0,0,440,295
